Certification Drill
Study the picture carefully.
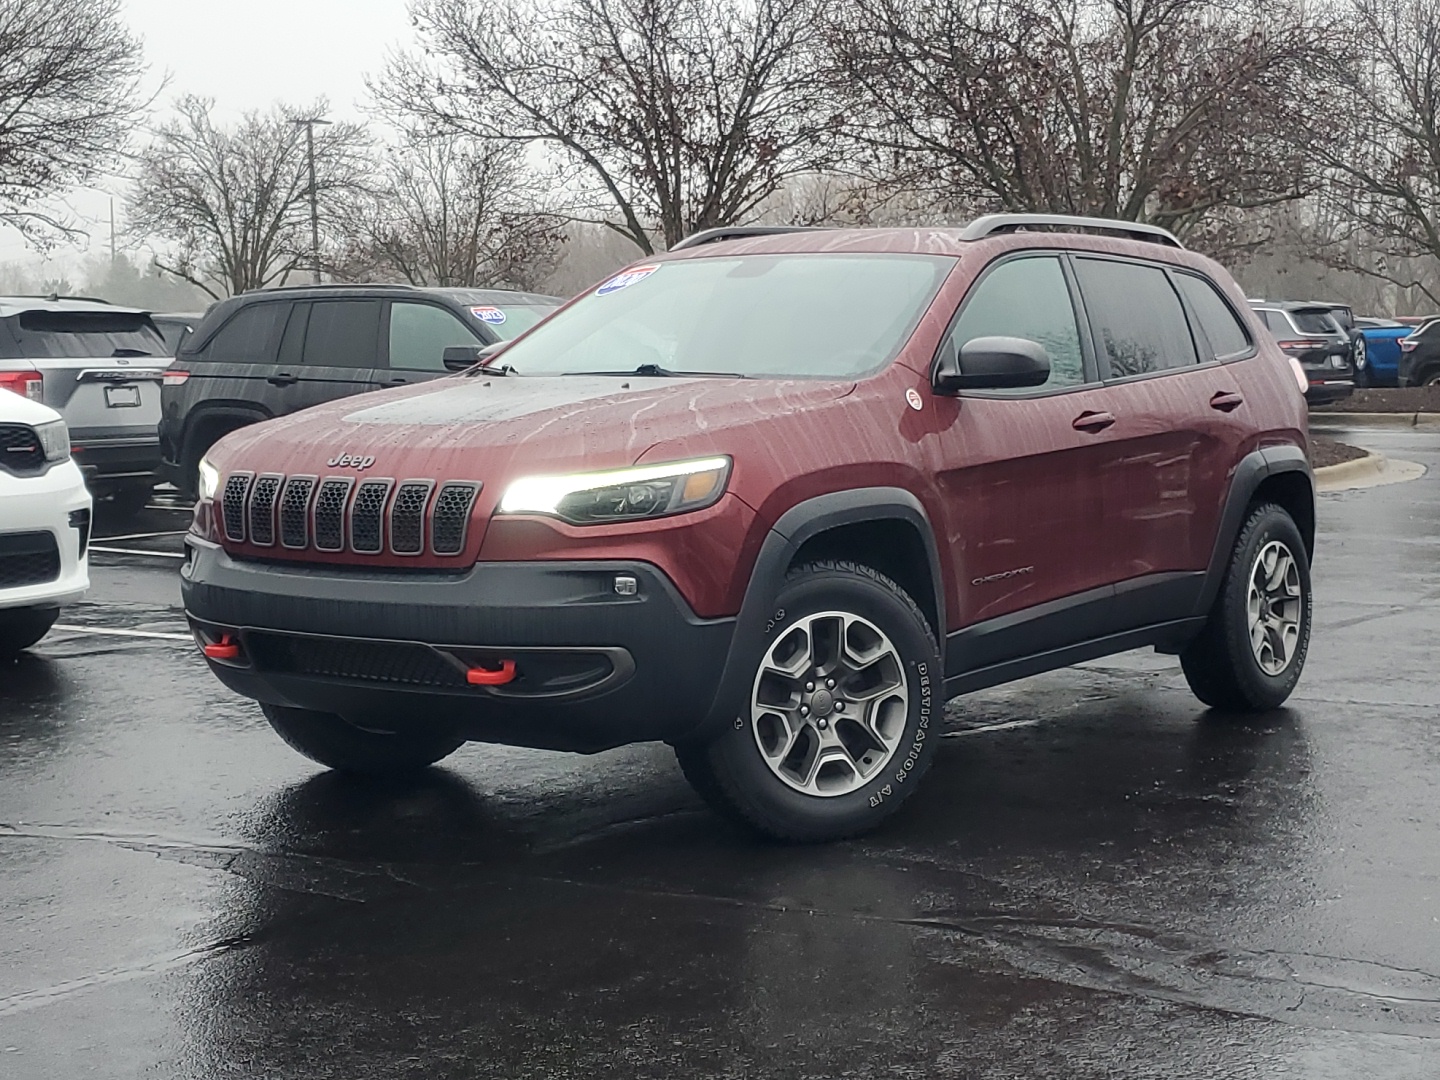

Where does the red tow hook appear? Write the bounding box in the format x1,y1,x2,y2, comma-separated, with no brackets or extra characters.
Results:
466,660,517,686
202,633,241,661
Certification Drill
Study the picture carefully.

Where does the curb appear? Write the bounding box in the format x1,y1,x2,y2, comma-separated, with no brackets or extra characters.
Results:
1310,411,1440,429
1313,451,1427,492
1314,452,1385,489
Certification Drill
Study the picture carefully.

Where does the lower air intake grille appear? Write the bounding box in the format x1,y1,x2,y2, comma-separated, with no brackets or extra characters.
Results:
222,473,252,542
249,474,281,546
431,483,480,555
247,633,467,688
0,531,61,587
312,478,353,551
279,476,316,549
390,481,432,555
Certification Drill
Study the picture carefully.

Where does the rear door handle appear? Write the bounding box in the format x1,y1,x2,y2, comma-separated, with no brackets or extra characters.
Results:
1209,390,1244,412
1072,410,1116,432
266,372,298,387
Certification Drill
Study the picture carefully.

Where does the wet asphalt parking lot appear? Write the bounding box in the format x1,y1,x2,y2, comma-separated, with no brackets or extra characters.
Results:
2,425,1438,1079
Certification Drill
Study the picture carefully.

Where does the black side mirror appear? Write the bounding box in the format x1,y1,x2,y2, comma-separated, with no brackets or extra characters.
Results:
933,335,1051,393
443,345,485,372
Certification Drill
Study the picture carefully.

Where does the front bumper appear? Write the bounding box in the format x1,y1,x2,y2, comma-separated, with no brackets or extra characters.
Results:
180,540,736,752
0,459,91,611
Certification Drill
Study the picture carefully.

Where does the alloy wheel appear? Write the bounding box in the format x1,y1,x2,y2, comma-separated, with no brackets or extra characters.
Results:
750,611,909,796
1247,540,1303,676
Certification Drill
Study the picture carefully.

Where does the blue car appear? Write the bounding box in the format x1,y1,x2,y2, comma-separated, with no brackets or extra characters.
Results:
1356,317,1413,387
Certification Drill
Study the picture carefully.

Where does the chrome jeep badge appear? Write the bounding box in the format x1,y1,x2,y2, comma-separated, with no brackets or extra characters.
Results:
326,453,376,469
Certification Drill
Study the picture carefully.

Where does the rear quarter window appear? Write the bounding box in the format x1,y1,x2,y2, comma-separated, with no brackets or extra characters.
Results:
1292,311,1339,335
1174,274,1252,359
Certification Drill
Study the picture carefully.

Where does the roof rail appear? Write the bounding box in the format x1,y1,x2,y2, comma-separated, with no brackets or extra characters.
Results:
960,214,1183,249
669,225,826,251
243,282,420,294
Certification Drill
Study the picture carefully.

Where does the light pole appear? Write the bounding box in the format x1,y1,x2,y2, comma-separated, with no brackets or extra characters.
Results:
294,117,332,284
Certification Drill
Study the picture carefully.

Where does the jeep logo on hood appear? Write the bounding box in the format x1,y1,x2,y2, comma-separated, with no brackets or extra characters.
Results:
327,453,376,470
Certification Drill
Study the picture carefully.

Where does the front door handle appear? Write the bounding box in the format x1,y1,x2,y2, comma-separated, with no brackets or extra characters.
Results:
266,372,298,387
387,376,411,385
1072,410,1116,432
1209,390,1244,412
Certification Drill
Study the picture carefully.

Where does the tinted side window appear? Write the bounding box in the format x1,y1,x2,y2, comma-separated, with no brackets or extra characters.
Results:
388,302,479,371
199,303,285,363
1175,274,1251,359
1075,259,1198,377
1257,310,1288,334
945,256,1086,391
302,301,381,368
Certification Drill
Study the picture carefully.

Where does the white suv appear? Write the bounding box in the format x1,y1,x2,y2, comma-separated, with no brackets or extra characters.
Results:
0,390,91,658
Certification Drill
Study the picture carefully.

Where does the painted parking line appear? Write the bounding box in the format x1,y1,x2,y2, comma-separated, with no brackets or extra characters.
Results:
942,717,1046,738
88,545,186,559
52,624,192,642
92,530,189,543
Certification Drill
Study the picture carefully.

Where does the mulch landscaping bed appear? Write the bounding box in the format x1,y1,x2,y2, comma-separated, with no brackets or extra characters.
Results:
1311,387,1440,413
1311,436,1370,469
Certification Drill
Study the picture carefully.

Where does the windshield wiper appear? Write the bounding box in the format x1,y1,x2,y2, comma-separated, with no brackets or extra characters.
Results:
563,364,745,378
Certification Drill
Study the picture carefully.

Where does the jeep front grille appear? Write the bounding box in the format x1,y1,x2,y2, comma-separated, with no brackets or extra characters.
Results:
218,471,480,559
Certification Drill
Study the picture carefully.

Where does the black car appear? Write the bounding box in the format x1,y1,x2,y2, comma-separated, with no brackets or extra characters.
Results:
1249,301,1355,404
1398,318,1440,387
160,284,560,494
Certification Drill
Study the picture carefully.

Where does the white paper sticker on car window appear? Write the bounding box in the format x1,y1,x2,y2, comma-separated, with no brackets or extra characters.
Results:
597,265,660,296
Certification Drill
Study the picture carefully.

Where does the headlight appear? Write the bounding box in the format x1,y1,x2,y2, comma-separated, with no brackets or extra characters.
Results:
499,456,731,525
196,456,220,502
34,419,69,463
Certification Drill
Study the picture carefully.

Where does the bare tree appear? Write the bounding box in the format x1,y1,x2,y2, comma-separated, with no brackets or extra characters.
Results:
1316,0,1440,305
829,0,1332,244
376,0,840,253
341,133,564,290
127,97,372,298
0,0,147,246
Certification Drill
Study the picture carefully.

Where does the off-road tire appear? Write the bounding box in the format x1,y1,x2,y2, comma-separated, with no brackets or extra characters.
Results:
1182,503,1312,712
0,607,60,659
676,560,941,842
260,703,465,774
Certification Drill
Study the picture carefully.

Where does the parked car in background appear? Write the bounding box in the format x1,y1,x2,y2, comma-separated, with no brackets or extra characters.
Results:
184,216,1316,842
1398,319,1440,386
0,391,91,659
160,284,560,495
1354,317,1411,387
152,312,207,356
0,296,168,515
1249,301,1355,404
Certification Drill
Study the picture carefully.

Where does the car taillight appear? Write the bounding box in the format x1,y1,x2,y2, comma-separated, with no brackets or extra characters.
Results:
0,370,43,400
163,370,190,386
1274,339,1326,352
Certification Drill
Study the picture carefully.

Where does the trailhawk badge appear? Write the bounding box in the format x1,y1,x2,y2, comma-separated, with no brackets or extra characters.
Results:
326,453,376,469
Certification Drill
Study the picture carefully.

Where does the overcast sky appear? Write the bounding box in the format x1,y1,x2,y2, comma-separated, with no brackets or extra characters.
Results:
0,0,416,265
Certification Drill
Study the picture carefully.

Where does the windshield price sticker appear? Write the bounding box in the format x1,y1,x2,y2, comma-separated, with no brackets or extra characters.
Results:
597,265,660,296
471,306,507,324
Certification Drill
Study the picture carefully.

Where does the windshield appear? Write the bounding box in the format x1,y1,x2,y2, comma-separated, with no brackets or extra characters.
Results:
496,254,954,378
469,304,554,341
2,310,166,359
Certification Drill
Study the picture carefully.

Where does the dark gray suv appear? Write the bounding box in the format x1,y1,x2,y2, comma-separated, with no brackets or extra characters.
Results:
159,284,559,494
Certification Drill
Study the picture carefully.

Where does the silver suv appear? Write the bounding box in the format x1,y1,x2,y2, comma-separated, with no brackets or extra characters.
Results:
0,297,168,515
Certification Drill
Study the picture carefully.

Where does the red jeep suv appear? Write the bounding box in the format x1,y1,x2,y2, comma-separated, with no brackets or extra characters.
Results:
183,215,1315,841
